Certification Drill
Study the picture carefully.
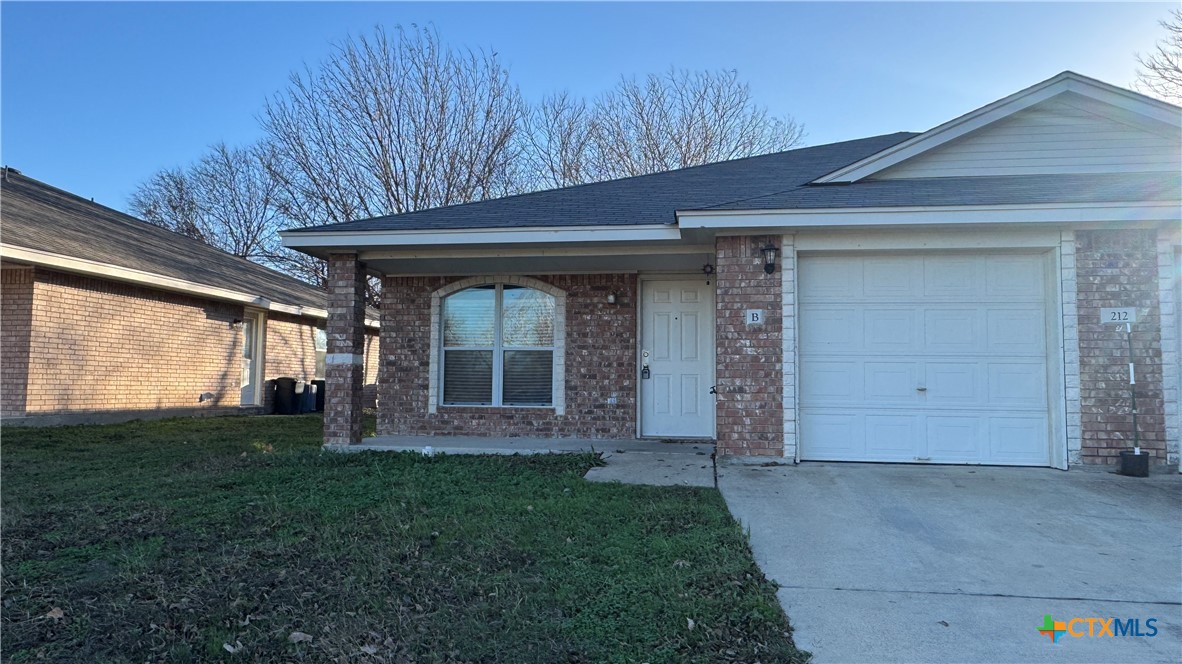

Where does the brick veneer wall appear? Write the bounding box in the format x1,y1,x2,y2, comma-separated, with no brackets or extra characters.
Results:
1076,229,1167,465
264,313,316,412
1,267,361,419
263,314,379,412
715,235,783,456
2,266,34,416
18,268,243,414
378,273,637,438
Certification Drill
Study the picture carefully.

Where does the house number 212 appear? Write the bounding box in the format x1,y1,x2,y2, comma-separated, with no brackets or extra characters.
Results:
1100,308,1137,325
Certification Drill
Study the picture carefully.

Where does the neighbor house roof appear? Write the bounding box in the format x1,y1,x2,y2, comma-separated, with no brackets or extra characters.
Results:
0,168,377,324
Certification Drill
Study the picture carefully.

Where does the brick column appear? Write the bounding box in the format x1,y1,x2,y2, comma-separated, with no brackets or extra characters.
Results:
715,235,784,457
1075,230,1166,465
325,253,368,446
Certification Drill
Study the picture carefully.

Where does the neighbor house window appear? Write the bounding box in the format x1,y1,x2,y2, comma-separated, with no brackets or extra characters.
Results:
442,284,556,406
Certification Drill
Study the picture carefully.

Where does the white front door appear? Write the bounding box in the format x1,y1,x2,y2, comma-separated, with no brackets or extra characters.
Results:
798,253,1051,466
240,311,265,406
640,279,715,438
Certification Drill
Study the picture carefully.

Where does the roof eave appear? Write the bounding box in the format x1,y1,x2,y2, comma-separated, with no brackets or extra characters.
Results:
0,243,379,328
677,200,1182,231
280,223,685,255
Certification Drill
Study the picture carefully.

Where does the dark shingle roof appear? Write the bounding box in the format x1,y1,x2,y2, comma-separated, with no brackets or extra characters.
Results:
288,132,1177,234
702,172,1182,210
287,133,920,232
1,169,335,313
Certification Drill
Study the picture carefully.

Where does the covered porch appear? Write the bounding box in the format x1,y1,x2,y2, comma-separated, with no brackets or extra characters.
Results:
308,231,785,457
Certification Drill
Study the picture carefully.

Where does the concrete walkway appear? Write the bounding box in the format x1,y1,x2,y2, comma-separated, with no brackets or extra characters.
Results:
719,461,1182,663
584,446,715,487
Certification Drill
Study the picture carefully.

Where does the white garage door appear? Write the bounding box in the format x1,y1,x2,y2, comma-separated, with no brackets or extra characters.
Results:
798,253,1051,466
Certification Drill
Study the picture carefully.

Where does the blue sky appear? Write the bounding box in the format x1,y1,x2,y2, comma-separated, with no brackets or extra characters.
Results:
1,1,1174,210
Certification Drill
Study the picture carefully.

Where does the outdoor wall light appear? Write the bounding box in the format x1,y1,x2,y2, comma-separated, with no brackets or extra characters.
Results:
230,319,244,329
607,292,618,305
761,242,778,275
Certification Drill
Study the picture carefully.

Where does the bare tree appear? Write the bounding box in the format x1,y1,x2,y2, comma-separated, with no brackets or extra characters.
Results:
130,29,807,310
190,143,285,259
130,143,287,265
524,68,804,186
1136,8,1182,103
522,91,595,189
262,25,526,227
129,168,207,242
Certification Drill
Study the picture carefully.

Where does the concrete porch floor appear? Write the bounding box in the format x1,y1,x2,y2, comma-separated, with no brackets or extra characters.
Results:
328,435,718,488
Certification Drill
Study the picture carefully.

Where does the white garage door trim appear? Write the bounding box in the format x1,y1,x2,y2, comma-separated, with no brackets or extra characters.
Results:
791,235,1068,468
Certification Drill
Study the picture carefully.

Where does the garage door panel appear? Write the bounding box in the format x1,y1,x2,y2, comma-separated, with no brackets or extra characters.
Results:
986,308,1046,355
799,257,861,301
986,256,1045,299
863,258,920,299
864,309,918,352
865,415,921,459
865,362,920,403
799,252,1052,466
925,362,980,404
924,308,982,353
989,417,1050,462
800,307,860,352
926,416,985,460
801,412,863,459
923,256,981,298
987,362,1047,407
800,361,861,403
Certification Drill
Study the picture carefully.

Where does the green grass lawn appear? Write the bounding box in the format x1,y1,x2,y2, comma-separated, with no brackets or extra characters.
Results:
1,415,806,663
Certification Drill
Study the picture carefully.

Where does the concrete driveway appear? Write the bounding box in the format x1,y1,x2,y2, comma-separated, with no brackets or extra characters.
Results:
718,462,1182,663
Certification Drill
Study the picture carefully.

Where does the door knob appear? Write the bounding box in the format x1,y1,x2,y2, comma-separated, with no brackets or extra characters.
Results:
709,385,717,395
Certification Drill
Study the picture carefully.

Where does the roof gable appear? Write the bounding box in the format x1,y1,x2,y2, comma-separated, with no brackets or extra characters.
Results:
813,71,1182,184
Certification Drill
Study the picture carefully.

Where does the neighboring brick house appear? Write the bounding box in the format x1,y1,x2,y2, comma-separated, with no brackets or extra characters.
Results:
283,71,1181,472
0,170,379,425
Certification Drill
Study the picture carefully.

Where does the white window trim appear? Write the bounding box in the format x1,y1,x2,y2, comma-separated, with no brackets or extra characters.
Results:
428,276,566,414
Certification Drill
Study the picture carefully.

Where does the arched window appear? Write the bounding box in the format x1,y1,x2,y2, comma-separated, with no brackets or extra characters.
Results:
441,283,557,406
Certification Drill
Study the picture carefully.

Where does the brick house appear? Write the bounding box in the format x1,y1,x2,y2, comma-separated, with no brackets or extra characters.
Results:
283,72,1181,471
1,170,379,425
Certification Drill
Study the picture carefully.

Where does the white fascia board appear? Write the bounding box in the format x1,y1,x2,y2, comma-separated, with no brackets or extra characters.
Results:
0,244,379,329
359,243,713,261
677,201,1182,230
815,72,1182,184
280,224,682,248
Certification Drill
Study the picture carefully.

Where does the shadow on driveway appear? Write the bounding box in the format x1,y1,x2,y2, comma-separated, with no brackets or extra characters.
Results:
719,462,1182,663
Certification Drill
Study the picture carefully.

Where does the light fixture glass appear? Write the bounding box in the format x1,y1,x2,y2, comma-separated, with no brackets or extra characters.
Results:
761,243,778,274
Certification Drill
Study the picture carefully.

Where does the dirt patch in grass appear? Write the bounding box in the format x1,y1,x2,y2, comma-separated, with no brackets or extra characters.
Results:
2,415,807,663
